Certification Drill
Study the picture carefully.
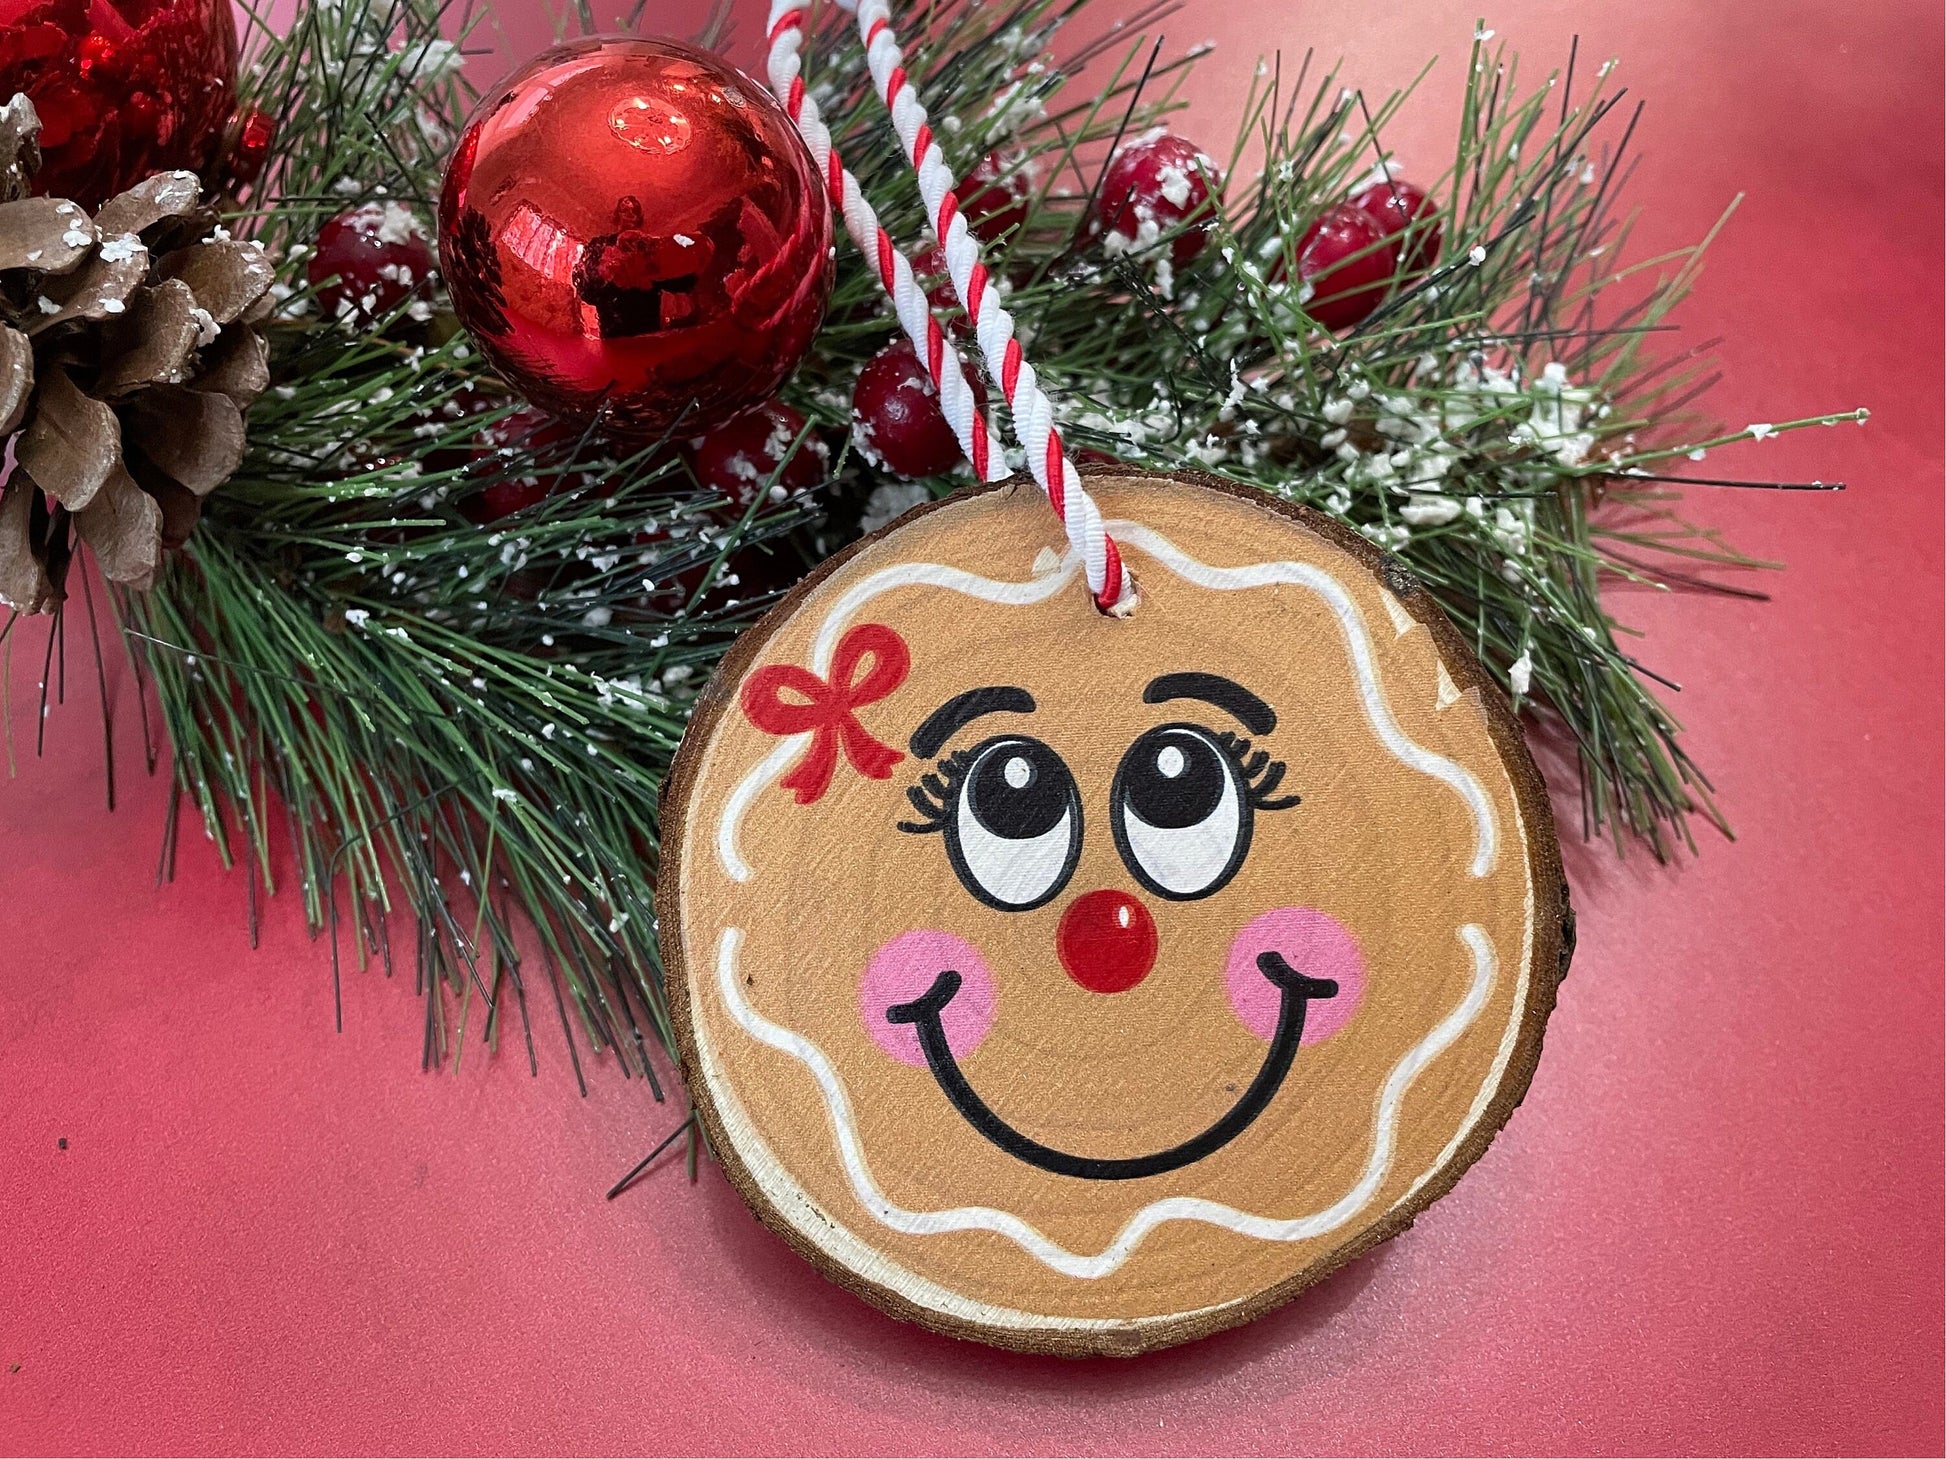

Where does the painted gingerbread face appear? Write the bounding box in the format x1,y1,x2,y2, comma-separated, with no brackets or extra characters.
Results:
662,475,1567,1354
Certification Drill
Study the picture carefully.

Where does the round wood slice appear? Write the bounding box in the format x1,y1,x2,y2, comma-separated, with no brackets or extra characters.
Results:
659,470,1571,1355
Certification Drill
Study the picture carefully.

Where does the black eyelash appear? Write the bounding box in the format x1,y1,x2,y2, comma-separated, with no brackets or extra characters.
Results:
900,731,1296,830
897,746,976,834
1215,730,1302,811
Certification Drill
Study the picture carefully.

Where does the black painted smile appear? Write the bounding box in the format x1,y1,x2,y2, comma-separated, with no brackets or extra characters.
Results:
884,953,1338,1181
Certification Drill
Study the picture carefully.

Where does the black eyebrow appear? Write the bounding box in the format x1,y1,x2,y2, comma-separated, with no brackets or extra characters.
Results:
910,686,1037,757
1143,672,1277,734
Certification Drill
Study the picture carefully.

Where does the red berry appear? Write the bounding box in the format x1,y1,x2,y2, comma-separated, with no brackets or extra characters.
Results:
633,518,714,611
633,522,791,613
722,546,800,602
910,243,969,332
464,407,582,522
1349,178,1441,275
307,202,436,324
478,406,577,457
956,151,1036,245
472,476,551,521
1092,131,1218,268
1293,203,1395,331
685,402,827,518
851,339,984,479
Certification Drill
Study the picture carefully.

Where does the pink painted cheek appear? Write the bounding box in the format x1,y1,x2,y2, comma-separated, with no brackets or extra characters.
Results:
859,930,996,1067
1224,907,1367,1044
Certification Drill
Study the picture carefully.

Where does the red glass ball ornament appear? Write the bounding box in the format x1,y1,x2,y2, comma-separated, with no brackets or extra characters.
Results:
1055,888,1158,994
0,0,238,209
1293,202,1394,331
1091,130,1217,268
685,400,826,517
1349,177,1441,275
438,36,834,440
851,338,983,480
308,202,436,324
956,149,1035,245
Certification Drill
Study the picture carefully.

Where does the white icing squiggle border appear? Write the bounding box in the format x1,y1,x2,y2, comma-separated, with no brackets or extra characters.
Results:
715,924,1496,1278
700,519,1519,1281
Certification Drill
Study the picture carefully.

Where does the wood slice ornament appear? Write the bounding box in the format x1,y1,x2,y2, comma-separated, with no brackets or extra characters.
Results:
659,470,1571,1355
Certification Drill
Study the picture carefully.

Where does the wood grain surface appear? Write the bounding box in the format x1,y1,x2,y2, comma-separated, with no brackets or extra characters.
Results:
659,472,1569,1352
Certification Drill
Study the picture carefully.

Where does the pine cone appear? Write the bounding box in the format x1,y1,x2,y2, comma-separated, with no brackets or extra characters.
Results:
0,93,273,614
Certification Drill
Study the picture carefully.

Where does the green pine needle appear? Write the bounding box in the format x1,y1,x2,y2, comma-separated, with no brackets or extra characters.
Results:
93,0,1864,1086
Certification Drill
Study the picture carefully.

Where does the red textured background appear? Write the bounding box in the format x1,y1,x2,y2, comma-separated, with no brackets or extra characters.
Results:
2,0,1941,1453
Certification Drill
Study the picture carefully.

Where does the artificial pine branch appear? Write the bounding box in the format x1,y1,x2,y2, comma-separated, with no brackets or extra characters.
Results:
76,0,1862,1086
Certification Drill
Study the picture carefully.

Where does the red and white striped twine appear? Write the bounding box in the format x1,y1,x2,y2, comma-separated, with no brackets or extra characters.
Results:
764,0,1136,615
764,3,1006,487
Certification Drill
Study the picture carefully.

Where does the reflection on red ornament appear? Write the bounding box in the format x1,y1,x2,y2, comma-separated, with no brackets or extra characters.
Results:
0,0,238,208
221,106,276,192
438,36,834,439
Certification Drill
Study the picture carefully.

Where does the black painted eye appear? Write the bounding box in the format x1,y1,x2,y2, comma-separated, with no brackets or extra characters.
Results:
946,736,1082,910
1111,724,1252,900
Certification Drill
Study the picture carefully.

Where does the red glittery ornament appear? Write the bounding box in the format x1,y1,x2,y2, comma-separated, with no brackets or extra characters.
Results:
0,0,238,209
1293,203,1394,331
956,149,1035,245
685,401,826,517
851,338,983,480
308,202,437,324
438,36,834,440
1091,130,1218,268
220,105,276,191
1349,177,1441,275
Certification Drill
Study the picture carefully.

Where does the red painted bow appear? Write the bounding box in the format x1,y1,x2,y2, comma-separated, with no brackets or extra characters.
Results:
740,623,910,804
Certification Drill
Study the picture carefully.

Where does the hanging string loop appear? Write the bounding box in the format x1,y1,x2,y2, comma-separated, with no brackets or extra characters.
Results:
763,0,1138,616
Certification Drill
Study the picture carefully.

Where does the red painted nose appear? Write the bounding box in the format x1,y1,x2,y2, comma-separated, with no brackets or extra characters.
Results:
1056,889,1157,994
